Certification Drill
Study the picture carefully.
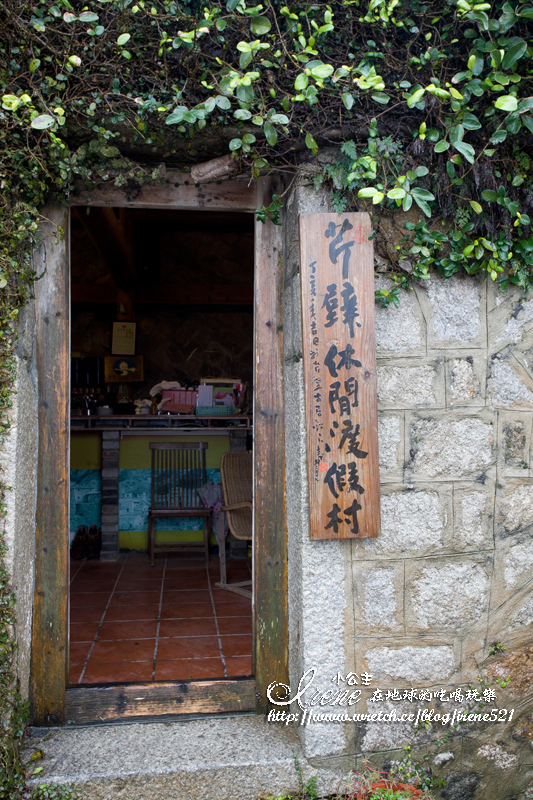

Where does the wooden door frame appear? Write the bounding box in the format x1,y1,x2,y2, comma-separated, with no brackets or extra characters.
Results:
29,174,288,725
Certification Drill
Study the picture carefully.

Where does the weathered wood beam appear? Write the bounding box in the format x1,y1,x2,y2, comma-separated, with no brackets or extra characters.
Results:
65,678,255,723
30,206,69,725
253,176,288,712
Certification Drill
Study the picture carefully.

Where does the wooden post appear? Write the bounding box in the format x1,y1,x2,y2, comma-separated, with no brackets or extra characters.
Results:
30,206,70,724
299,213,380,540
253,177,289,710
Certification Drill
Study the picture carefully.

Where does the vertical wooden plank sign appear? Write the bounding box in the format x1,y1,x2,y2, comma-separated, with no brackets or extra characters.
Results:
300,213,380,540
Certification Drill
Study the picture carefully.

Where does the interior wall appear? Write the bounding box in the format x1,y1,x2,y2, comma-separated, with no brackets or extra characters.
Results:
71,213,254,392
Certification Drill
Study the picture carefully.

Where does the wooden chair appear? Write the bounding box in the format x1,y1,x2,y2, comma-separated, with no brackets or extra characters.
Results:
148,442,212,566
215,451,252,598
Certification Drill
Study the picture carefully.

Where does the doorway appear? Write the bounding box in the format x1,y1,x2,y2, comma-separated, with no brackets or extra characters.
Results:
30,176,288,726
69,207,254,685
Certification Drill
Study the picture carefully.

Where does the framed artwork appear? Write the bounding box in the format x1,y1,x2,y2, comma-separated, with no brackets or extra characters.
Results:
104,355,144,383
112,321,136,355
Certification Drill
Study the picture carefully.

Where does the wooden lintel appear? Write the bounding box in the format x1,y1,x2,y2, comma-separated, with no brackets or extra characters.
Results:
71,283,254,305
65,678,255,724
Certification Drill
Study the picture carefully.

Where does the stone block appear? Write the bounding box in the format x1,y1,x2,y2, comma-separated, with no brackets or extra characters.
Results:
101,524,118,534
421,275,485,349
101,537,119,549
488,291,533,350
101,514,118,525
102,468,119,480
452,483,494,552
377,413,403,479
496,412,532,478
101,458,119,470
488,355,533,409
445,353,485,408
99,550,119,562
360,700,416,751
351,561,403,633
102,450,120,460
354,486,451,558
405,557,490,632
374,277,425,357
487,582,533,651
101,505,119,515
406,411,494,481
364,644,455,683
496,479,533,536
102,431,120,440
101,439,119,450
376,359,444,409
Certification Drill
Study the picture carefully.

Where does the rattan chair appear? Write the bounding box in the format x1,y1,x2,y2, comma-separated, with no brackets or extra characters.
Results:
215,451,252,598
148,442,212,566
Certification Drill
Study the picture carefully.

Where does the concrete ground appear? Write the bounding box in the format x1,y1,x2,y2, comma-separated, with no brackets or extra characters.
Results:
26,714,344,800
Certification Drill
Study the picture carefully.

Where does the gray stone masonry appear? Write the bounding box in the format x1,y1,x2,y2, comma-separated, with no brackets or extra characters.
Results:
25,716,343,800
282,180,533,798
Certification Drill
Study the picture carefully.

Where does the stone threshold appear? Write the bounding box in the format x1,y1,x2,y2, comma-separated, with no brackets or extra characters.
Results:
26,714,345,800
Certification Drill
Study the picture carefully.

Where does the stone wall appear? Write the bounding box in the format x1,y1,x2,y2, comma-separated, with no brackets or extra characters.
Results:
1,302,38,701
283,180,533,798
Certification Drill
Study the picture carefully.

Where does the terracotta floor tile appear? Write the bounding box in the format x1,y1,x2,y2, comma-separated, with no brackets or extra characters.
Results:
90,638,156,664
159,618,217,638
81,661,153,684
78,564,122,575
104,603,161,622
70,606,107,624
156,636,220,661
163,589,212,603
70,592,110,608
116,578,162,592
225,656,252,677
160,602,214,619
70,641,93,665
98,620,158,640
70,582,116,595
163,577,209,591
110,590,161,606
214,600,252,616
69,665,83,684
154,658,225,681
216,616,252,635
70,622,99,642
220,634,252,658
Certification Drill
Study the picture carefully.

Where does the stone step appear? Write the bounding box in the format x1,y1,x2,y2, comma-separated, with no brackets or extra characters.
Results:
26,715,343,800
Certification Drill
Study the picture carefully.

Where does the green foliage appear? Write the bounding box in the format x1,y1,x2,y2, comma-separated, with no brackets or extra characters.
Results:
292,751,318,800
30,786,78,800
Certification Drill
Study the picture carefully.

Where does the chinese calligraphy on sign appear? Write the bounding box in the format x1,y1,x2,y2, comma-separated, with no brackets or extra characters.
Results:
300,213,380,539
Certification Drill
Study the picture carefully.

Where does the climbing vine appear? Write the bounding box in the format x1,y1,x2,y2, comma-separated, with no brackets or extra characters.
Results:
0,0,533,792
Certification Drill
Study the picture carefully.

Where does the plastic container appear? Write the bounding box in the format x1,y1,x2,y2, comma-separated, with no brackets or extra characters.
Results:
196,406,232,416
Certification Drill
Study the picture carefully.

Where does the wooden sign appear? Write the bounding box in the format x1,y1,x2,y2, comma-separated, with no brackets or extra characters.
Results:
299,212,380,540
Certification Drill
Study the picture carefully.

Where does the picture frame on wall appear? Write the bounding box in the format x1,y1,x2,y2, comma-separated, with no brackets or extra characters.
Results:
112,321,136,355
104,355,144,383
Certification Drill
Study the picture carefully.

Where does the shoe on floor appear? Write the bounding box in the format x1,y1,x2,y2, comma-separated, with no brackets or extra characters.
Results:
86,524,102,560
70,525,88,560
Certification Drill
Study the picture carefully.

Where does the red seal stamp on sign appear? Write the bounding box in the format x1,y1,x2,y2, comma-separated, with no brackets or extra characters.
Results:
318,462,328,472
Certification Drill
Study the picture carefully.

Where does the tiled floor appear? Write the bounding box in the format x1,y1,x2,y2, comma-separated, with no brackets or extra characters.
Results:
69,551,252,684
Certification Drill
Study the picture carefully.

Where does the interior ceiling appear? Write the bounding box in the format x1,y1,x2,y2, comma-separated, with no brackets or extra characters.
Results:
71,207,254,307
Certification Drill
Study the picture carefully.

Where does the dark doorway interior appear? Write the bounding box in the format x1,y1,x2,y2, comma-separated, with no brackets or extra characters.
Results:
69,207,254,685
